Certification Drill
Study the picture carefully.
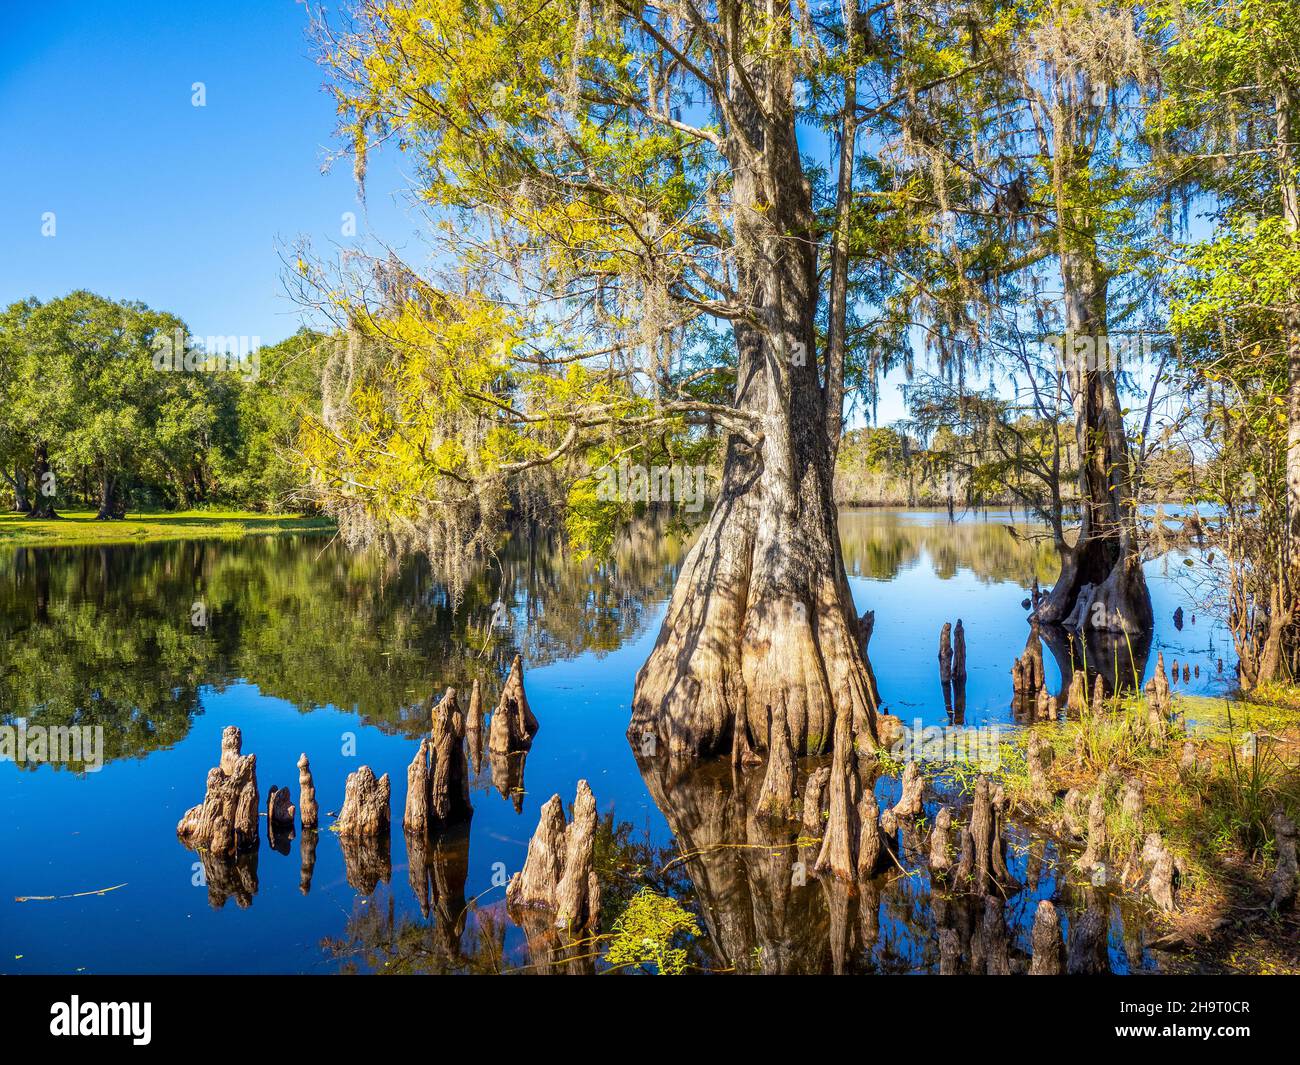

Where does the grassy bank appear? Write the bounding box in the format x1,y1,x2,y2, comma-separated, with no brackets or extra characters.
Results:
991,686,1300,974
0,509,335,548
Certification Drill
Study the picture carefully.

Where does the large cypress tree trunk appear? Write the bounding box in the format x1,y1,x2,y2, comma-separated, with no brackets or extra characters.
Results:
1034,253,1152,637
628,54,882,762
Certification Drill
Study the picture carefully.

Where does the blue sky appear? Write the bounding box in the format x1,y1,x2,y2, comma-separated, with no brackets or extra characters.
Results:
0,1,417,346
0,0,933,426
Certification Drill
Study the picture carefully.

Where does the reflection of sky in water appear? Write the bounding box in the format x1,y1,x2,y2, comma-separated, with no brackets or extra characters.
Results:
0,510,1221,973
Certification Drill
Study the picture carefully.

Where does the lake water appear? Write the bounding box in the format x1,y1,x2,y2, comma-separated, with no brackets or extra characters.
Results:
0,509,1233,974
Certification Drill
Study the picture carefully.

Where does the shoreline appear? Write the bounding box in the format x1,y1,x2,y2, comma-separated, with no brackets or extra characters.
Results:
0,510,336,548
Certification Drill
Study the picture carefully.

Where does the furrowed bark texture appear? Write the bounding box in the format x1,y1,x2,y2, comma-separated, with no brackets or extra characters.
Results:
336,765,391,839
627,54,881,762
1035,251,1152,637
506,780,600,931
489,655,538,755
176,725,259,857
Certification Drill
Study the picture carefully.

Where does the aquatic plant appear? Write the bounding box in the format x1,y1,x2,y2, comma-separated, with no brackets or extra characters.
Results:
603,888,702,976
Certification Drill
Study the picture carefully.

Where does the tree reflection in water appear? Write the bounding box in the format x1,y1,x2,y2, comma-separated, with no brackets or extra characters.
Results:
1,510,1175,973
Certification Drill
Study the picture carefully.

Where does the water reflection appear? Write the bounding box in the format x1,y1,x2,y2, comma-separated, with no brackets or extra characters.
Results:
0,509,1225,974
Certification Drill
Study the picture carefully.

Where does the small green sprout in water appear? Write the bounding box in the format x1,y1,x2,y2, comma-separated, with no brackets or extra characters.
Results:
603,887,701,975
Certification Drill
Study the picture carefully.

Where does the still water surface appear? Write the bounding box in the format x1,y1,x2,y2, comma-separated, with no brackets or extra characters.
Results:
0,509,1232,973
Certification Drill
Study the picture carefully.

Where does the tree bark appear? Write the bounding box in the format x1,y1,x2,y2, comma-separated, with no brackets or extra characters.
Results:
29,443,57,519
1035,252,1152,637
628,53,882,762
95,467,124,520
9,468,30,513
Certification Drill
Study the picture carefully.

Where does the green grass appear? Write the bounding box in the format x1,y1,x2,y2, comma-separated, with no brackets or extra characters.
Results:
0,508,335,547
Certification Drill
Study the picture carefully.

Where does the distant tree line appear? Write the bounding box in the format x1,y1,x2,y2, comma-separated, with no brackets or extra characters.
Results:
0,291,325,518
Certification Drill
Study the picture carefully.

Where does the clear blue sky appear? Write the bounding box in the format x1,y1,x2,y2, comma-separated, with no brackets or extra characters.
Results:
0,0,418,347
0,0,915,425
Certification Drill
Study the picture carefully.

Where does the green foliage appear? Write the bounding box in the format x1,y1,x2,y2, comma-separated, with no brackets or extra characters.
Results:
603,887,702,976
0,294,326,516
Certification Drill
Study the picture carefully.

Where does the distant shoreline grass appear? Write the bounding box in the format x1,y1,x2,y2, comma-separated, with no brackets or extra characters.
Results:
0,509,336,548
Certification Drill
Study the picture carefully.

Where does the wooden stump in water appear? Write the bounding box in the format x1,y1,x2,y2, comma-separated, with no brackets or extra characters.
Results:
855,791,892,879
1012,624,1046,715
757,699,798,819
1066,669,1087,712
488,655,539,755
507,780,601,930
983,896,1011,975
1143,656,1172,743
1120,776,1144,824
938,927,962,975
1091,673,1105,715
404,736,432,834
267,784,295,828
405,690,474,835
430,687,473,823
336,765,391,839
955,826,975,885
1027,732,1055,805
953,619,967,681
1029,900,1063,975
297,753,318,829
465,678,485,775
195,847,259,909
1080,790,1108,873
1065,906,1110,974
490,748,528,813
340,832,392,895
267,785,296,853
929,806,954,880
800,765,831,839
1150,652,1171,707
813,709,859,881
299,828,318,895
1060,787,1088,837
964,776,1006,895
938,622,953,686
890,760,924,822
177,725,260,857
